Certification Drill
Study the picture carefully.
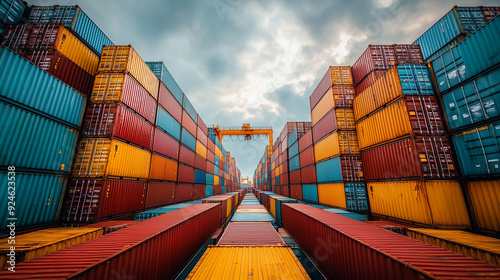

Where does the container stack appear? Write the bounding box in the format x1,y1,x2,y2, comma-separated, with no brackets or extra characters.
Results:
414,6,500,62
0,0,27,36
430,15,500,235
253,145,272,191
62,45,158,225
352,45,471,229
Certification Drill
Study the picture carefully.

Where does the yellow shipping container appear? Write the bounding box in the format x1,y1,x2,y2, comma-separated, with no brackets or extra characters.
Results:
356,99,412,150
196,140,207,159
73,138,151,179
214,176,219,185
367,180,471,229
407,228,500,266
0,227,102,269
98,45,159,99
314,131,359,162
227,199,232,217
270,197,277,218
329,66,353,85
335,108,355,130
271,162,275,171
466,180,500,233
186,246,311,280
317,183,347,209
149,154,178,181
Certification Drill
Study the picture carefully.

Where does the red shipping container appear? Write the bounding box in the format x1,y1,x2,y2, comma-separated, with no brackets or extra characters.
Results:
282,204,500,280
275,185,281,195
283,185,290,197
178,164,195,183
153,127,179,160
62,179,146,225
362,136,456,180
179,145,195,166
310,68,335,110
207,139,215,153
206,162,214,174
203,198,228,224
299,146,315,168
352,45,423,85
195,154,207,171
182,110,197,137
213,185,222,195
175,184,193,202
145,181,175,209
312,109,337,143
331,85,356,108
207,150,215,163
192,184,206,200
298,129,313,152
4,204,221,280
336,155,364,182
289,170,301,184
158,82,182,123
300,165,317,184
25,50,94,95
197,115,208,135
354,70,387,96
197,127,208,146
218,222,286,246
82,103,154,150
290,184,302,200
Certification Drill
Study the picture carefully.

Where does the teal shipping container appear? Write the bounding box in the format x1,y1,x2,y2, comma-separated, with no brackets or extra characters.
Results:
316,157,343,183
146,61,184,105
0,47,86,127
231,212,274,222
302,184,318,203
135,203,192,221
345,183,369,212
0,171,67,231
273,197,297,226
206,173,214,185
442,68,500,131
205,185,214,197
181,128,196,151
397,64,435,95
289,155,300,171
289,142,299,158
195,169,206,184
0,101,79,172
288,129,298,147
156,106,181,140
0,0,26,25
27,6,113,55
323,209,368,221
453,121,500,176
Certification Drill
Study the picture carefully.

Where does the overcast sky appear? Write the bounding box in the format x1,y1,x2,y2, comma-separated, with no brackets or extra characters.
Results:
27,0,500,178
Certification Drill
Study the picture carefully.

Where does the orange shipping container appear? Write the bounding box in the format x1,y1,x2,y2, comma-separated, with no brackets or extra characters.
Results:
98,45,159,99
311,88,335,126
314,131,359,163
149,154,178,181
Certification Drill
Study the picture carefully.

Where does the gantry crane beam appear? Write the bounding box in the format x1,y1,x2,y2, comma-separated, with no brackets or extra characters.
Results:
212,124,273,157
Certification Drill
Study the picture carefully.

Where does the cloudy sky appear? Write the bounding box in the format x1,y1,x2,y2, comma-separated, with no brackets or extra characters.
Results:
27,0,500,178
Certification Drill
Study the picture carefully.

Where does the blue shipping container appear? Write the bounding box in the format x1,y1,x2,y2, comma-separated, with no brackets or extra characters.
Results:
274,197,297,226
289,142,299,158
135,203,192,221
156,106,181,140
452,121,500,176
205,185,214,197
345,183,369,212
27,6,113,55
206,173,214,185
288,129,298,147
145,61,184,105
181,128,196,151
195,169,206,184
0,101,79,172
316,157,343,183
0,171,67,230
302,184,318,203
442,68,500,131
182,94,198,123
0,0,26,25
397,64,435,95
289,155,300,171
0,47,86,127
231,212,275,222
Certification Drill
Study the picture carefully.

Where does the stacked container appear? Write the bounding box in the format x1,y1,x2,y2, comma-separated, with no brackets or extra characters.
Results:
62,45,158,225
0,0,27,36
430,16,500,234
309,67,368,212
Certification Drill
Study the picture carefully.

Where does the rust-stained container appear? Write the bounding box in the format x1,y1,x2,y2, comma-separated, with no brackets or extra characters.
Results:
179,145,196,166
62,179,146,224
290,184,302,200
298,129,313,152
300,165,317,184
299,146,315,167
356,96,445,150
98,45,159,99
149,154,178,181
145,181,175,209
465,180,500,234
362,136,456,180
158,81,182,122
289,170,301,184
367,180,471,228
175,184,193,202
178,163,195,183
310,66,353,110
1,204,221,280
282,204,500,280
182,109,197,137
91,73,157,124
314,131,360,162
72,138,151,179
312,109,355,143
218,222,286,246
152,127,179,160
82,103,154,150
2,23,99,75
25,49,93,95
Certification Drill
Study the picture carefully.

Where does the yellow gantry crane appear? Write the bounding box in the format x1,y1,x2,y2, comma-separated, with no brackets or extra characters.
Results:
240,177,250,185
212,123,273,157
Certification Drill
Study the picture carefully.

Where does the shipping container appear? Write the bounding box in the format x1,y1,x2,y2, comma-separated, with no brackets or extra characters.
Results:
192,184,206,200
361,136,456,180
310,66,353,110
27,5,113,55
345,183,369,212
195,154,206,171
218,222,286,246
179,144,196,166
352,44,423,85
0,227,103,269
145,181,175,209
25,50,94,95
158,82,182,123
316,156,363,183
0,171,66,231
300,165,317,184
73,138,151,179
0,0,26,25
0,102,78,172
3,23,99,75
432,16,500,93
82,103,154,150
367,180,471,228
231,212,275,222
195,169,206,184
406,228,500,266
290,184,302,200
91,73,157,124
441,67,500,131
314,131,360,162
196,140,207,159
282,203,500,280
299,146,315,168
354,70,386,96
152,127,179,160
178,164,195,183
318,183,346,210
146,61,184,104
0,47,86,127
452,122,500,176
149,154,178,181
302,184,318,203
312,109,355,143
182,109,198,137
354,64,434,121
181,128,197,151
136,203,193,221
98,45,159,98
289,141,299,158
298,129,313,152
356,96,445,150
205,185,214,197
182,94,198,122
465,180,500,234
0,204,221,280
156,106,181,140
62,178,146,224
175,184,193,202
197,127,208,146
